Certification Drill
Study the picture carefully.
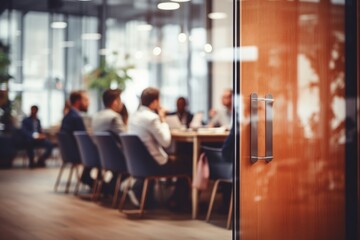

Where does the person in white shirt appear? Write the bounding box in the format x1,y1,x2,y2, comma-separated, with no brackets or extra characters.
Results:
128,87,190,210
129,88,171,165
208,88,233,129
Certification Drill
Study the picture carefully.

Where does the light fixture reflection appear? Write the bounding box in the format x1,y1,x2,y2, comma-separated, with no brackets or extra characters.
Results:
51,21,67,29
157,2,180,10
208,12,227,20
82,33,101,40
204,43,213,53
178,33,187,42
153,47,162,56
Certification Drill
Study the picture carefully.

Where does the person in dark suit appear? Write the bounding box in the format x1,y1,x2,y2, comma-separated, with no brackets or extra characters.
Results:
167,97,193,128
60,91,88,134
21,105,53,168
60,90,94,187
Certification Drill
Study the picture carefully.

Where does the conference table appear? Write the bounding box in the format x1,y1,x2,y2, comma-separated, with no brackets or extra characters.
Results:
171,129,229,219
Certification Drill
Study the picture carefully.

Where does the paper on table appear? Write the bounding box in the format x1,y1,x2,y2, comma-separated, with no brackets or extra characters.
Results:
190,112,203,129
165,115,184,129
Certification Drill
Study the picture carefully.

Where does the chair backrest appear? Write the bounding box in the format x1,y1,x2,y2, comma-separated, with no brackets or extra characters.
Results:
201,146,232,180
73,131,101,168
119,134,162,178
56,132,81,164
92,132,127,173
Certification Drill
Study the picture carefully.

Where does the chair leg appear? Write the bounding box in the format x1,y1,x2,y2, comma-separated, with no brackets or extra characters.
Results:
74,166,81,196
54,162,66,192
65,164,75,194
94,169,105,201
139,178,149,217
119,177,132,211
112,174,122,208
92,178,100,201
92,168,102,200
227,189,233,229
206,180,221,222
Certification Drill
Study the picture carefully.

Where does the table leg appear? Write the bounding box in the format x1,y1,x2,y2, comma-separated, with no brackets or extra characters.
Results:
192,136,199,219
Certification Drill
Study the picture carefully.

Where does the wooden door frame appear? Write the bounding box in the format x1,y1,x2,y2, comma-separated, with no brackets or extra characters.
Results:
345,0,359,239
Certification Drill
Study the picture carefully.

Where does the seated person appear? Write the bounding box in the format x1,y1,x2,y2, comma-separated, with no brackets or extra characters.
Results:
60,90,95,187
128,87,191,209
167,97,193,128
21,105,53,168
92,88,127,193
208,88,233,129
92,88,126,135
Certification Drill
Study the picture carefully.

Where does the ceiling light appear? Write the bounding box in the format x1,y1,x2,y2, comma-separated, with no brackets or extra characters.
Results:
208,12,227,20
178,33,187,42
51,21,67,29
170,0,191,2
81,33,101,40
157,2,180,10
204,43,213,53
153,47,162,56
137,24,153,31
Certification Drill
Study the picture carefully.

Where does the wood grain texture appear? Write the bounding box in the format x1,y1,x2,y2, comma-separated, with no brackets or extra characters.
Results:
239,1,346,239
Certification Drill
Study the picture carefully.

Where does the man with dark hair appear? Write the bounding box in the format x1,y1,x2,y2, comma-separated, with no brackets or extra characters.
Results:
60,90,89,134
128,87,190,210
92,88,127,195
167,97,193,128
92,88,126,134
130,87,170,165
21,105,53,168
60,90,93,186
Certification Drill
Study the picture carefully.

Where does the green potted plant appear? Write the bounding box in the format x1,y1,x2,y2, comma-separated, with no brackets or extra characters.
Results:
0,41,12,89
86,51,133,93
0,41,13,134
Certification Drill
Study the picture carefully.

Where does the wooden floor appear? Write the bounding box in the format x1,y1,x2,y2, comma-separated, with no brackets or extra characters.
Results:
0,160,231,240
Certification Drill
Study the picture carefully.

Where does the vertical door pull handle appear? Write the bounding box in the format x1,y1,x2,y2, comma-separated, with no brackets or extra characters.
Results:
250,93,274,163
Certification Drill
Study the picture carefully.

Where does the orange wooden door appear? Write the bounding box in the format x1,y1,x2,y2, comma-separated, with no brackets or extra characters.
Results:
238,1,346,239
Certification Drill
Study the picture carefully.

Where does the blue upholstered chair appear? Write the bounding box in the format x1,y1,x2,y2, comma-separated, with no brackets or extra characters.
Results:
73,131,102,198
118,134,191,217
92,132,128,208
202,145,233,229
55,132,82,193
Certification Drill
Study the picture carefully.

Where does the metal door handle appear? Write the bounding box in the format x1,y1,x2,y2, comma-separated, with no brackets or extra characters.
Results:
250,93,274,163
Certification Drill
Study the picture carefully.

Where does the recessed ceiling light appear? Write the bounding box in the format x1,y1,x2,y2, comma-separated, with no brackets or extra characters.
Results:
208,12,227,20
81,33,101,40
157,2,180,10
51,21,67,29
